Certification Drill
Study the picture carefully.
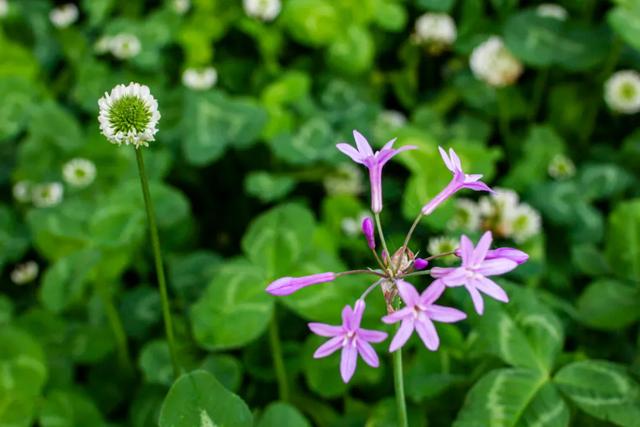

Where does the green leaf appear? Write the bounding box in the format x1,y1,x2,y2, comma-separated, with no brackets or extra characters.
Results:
139,340,174,386
159,370,253,427
576,279,640,330
39,390,105,427
366,398,428,427
245,172,296,203
191,259,273,350
608,6,640,52
283,0,341,47
578,164,634,201
200,354,243,393
326,26,374,75
0,77,38,141
268,118,337,165
455,368,569,427
169,251,222,303
257,402,311,427
554,360,640,426
416,0,456,12
0,205,30,271
241,203,315,279
605,199,640,282
0,34,39,80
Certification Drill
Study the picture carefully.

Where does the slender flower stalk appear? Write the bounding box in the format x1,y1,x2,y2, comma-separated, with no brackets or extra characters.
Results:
392,345,408,427
269,310,290,402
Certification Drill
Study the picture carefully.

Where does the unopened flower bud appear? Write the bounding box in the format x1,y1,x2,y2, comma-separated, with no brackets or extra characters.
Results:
266,272,336,296
414,258,429,270
361,217,375,250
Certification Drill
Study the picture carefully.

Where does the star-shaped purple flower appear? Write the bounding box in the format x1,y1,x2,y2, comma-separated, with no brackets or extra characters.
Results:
309,299,387,383
382,280,466,352
431,231,518,315
337,130,416,214
421,147,493,215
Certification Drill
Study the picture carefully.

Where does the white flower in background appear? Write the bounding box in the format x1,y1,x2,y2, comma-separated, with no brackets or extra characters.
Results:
428,236,458,256
10,261,39,285
32,182,64,208
470,36,523,87
243,0,281,22
479,187,519,217
324,163,364,196
110,33,141,60
379,110,407,129
49,3,79,28
63,158,97,188
0,0,9,18
94,36,112,54
604,70,640,114
173,0,190,14
548,153,576,179
12,181,32,203
182,67,218,91
504,204,541,243
98,82,161,148
447,198,481,231
536,4,568,20
341,212,370,237
414,13,457,53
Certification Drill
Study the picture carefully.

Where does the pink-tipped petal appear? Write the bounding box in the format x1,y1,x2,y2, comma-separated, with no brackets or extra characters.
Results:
313,336,344,358
336,143,365,164
396,280,421,306
388,318,415,352
474,277,509,303
476,258,518,276
351,300,366,330
415,316,440,351
459,235,474,263
356,340,379,368
340,343,358,383
426,305,467,323
358,328,388,343
420,281,446,306
381,306,413,324
353,130,374,157
471,231,493,265
308,322,343,337
467,285,485,315
438,146,454,172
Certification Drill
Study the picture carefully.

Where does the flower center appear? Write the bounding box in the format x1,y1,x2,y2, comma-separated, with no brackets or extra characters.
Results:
108,95,151,134
464,267,481,280
620,82,637,101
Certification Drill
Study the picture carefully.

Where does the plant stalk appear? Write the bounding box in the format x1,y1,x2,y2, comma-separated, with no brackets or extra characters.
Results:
392,346,409,427
97,283,132,372
135,149,180,378
269,310,290,402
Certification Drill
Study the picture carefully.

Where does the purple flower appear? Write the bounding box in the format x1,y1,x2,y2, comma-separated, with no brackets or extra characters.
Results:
337,130,416,213
382,280,466,352
361,216,376,250
421,147,493,215
309,300,388,383
414,258,429,270
454,247,529,265
266,272,336,296
431,232,517,315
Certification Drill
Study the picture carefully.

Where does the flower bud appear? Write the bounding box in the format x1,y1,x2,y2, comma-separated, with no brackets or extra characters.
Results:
266,272,336,296
414,258,429,270
361,217,375,250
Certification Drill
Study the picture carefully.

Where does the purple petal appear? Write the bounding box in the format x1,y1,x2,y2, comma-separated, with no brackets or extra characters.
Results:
381,306,413,324
340,343,358,383
448,148,462,172
474,277,509,303
342,305,354,330
353,130,373,157
336,143,365,164
470,231,492,266
396,280,420,306
389,318,415,352
368,164,383,213
419,281,446,306
308,322,343,337
440,268,468,287
464,174,483,182
356,340,379,367
438,146,454,172
415,316,440,351
463,181,492,192
351,299,366,330
266,272,336,296
459,235,474,263
381,137,397,151
420,180,460,215
486,248,529,265
358,328,388,343
426,305,467,323
475,258,518,276
466,284,485,315
431,267,456,278
314,336,344,358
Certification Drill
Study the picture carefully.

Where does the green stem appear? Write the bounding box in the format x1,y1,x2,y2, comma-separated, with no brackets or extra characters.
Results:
135,149,180,378
374,213,393,274
97,283,132,372
529,68,548,123
392,346,408,427
269,311,290,402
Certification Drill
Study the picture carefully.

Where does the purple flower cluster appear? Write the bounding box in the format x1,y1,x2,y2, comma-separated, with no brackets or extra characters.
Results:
266,130,528,382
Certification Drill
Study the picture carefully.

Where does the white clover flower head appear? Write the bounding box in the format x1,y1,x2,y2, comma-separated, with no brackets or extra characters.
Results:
32,182,64,208
414,13,457,53
447,198,481,231
13,180,32,203
110,33,142,60
478,187,519,217
94,36,112,54
10,261,39,285
504,203,541,243
49,3,79,28
243,0,281,21
379,110,407,129
173,0,190,14
182,67,218,91
0,0,9,18
324,163,364,196
63,158,97,188
604,70,640,114
470,36,523,87
548,153,576,179
428,235,458,257
537,3,568,20
98,82,161,148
